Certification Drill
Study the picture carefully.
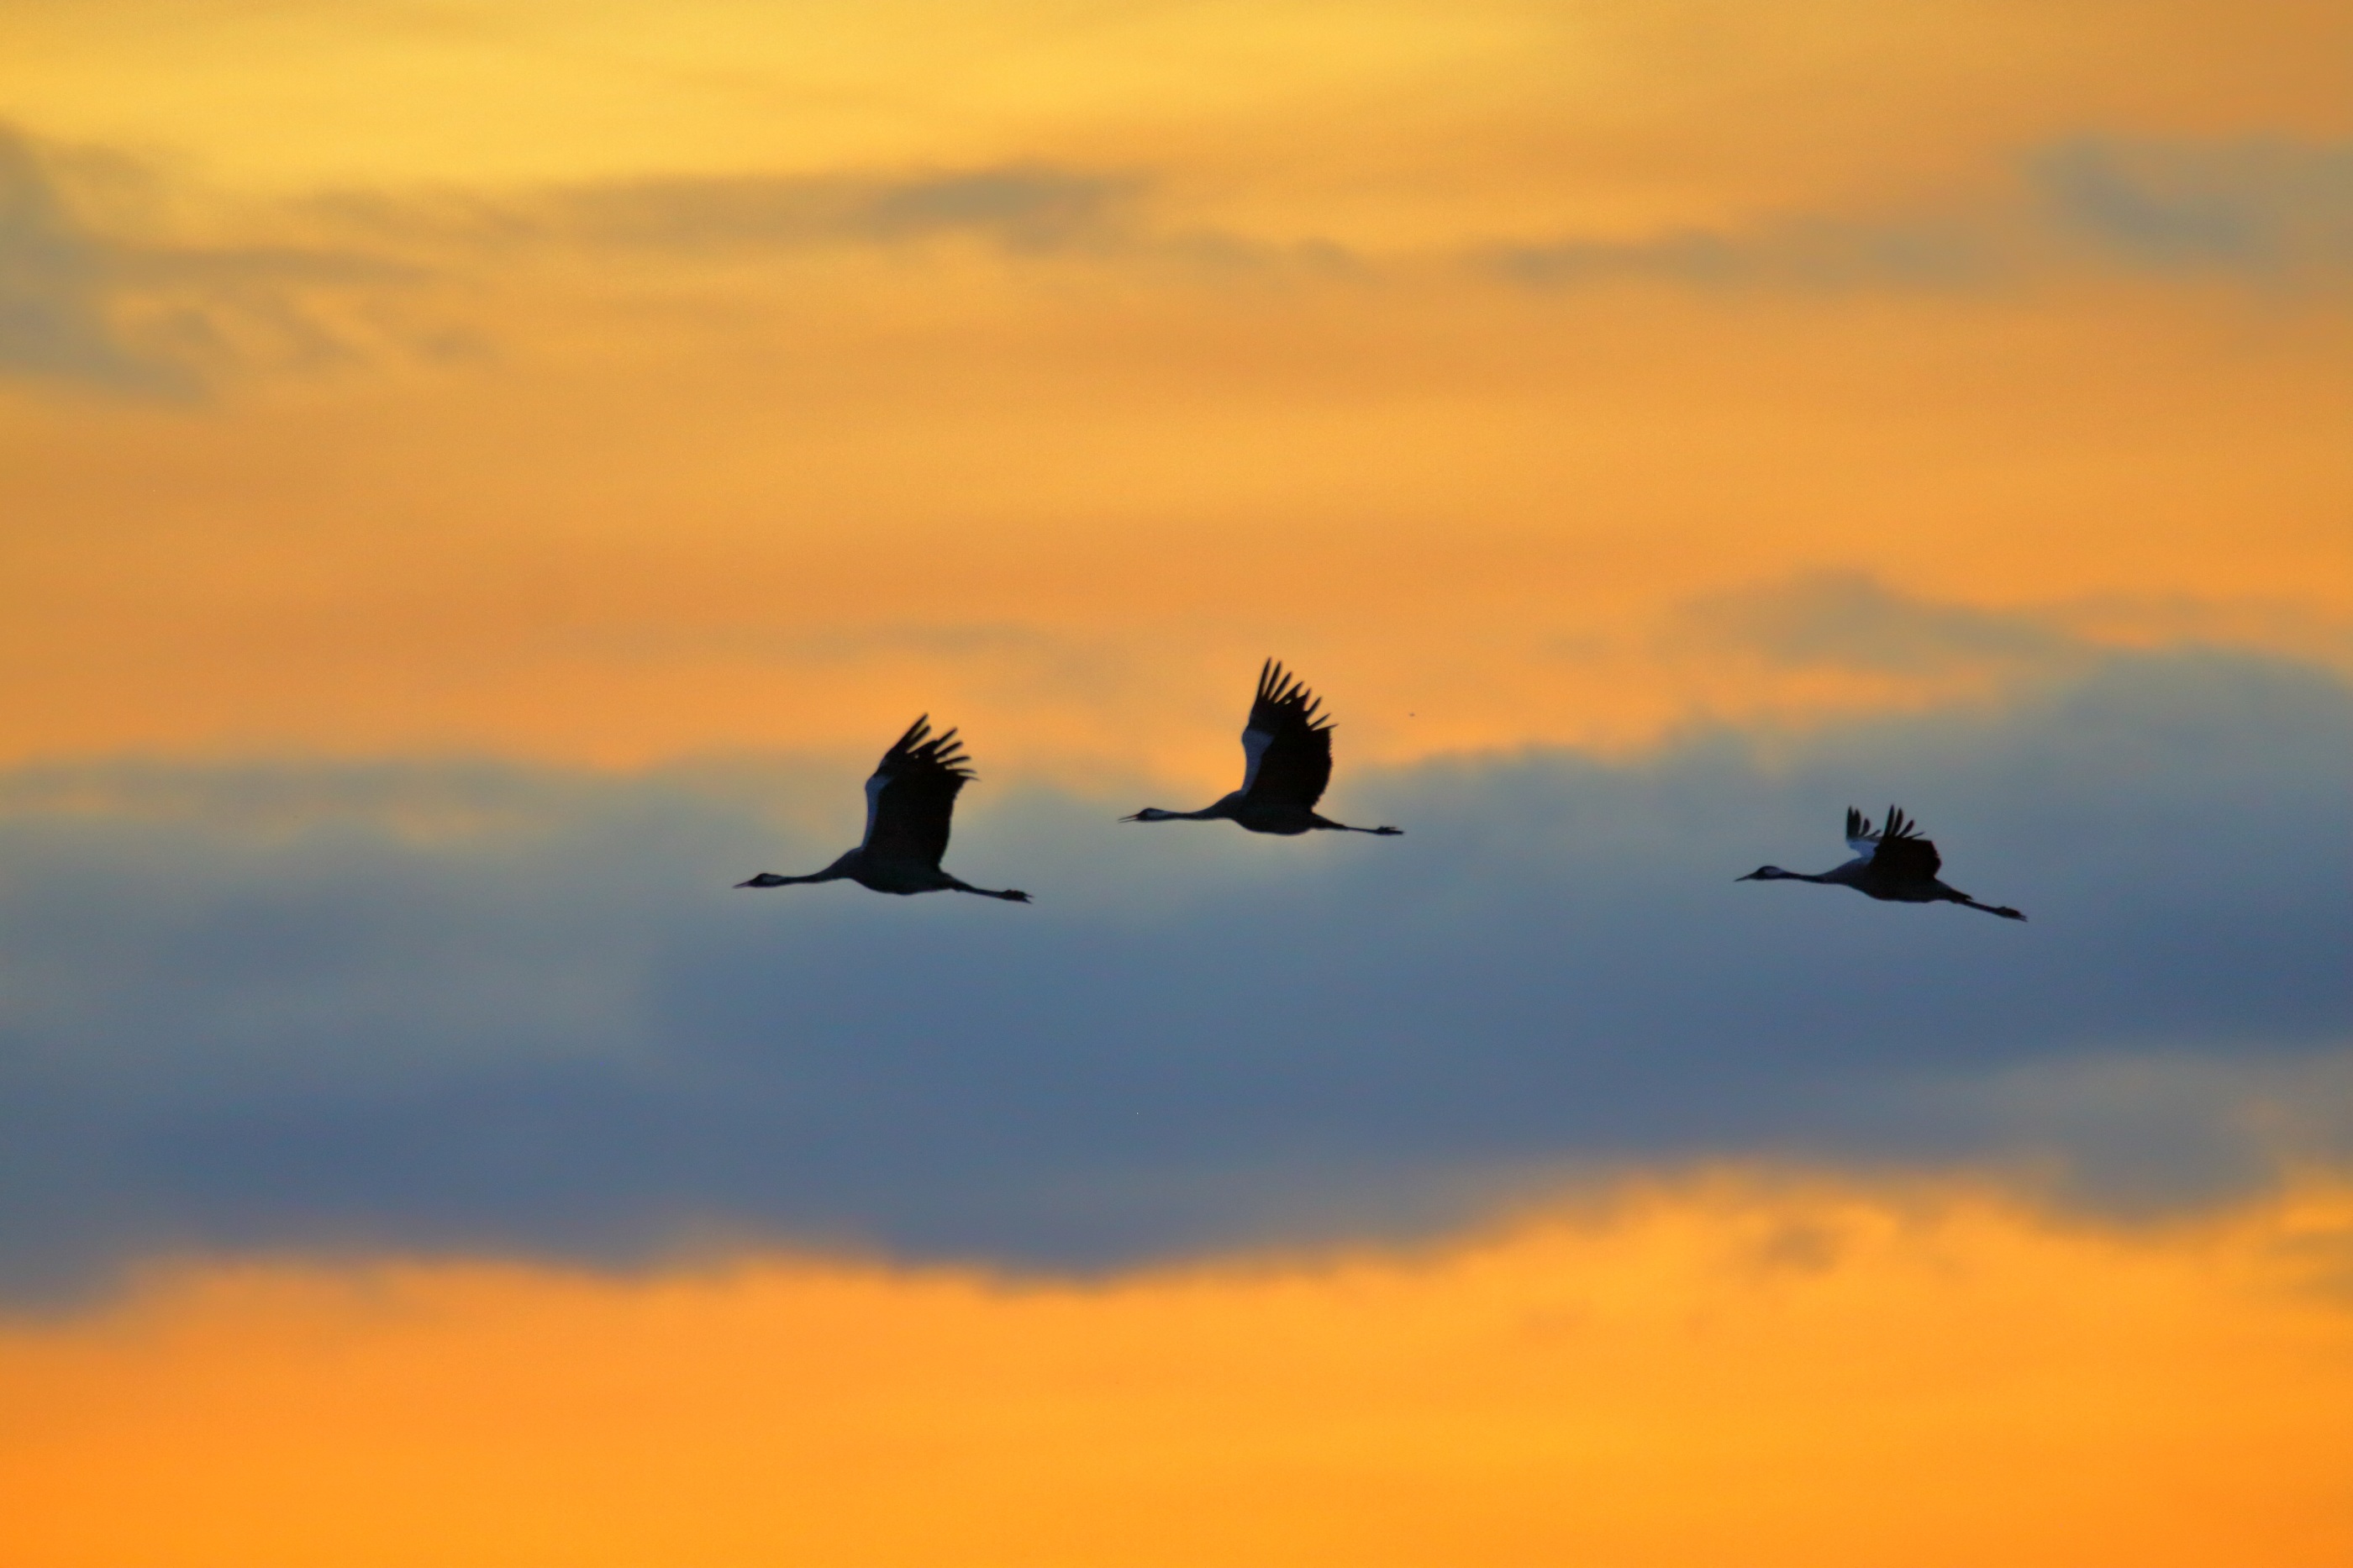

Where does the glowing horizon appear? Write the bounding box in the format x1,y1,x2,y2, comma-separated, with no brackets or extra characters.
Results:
9,1174,2353,1568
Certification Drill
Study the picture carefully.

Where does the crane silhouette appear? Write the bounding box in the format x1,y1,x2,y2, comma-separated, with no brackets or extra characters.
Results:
1123,659,1403,837
736,717,1029,902
1739,806,2024,919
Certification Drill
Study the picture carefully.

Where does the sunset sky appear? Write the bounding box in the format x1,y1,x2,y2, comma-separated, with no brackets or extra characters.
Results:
3,3,2350,1564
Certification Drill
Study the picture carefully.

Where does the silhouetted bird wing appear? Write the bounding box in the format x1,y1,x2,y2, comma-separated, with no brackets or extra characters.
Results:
1866,804,1942,881
1842,805,1883,862
1238,658,1334,808
861,716,972,868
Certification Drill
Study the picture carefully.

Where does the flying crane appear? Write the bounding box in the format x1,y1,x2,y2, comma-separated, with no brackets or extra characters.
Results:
737,718,1030,902
1123,659,1403,838
1738,806,2024,919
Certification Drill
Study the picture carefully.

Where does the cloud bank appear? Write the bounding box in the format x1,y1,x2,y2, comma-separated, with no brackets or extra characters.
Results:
2,646,2346,1302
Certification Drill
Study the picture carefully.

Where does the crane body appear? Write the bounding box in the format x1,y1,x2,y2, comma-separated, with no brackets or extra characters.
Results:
737,718,1030,902
1739,806,2023,919
1124,660,1403,838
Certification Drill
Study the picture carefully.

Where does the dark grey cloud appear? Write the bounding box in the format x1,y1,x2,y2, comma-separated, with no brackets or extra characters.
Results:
3,639,2346,1304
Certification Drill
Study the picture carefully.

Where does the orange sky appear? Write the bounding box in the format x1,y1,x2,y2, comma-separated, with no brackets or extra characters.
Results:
3,5,2350,1561
6,272,2347,776
8,1175,2353,1568
2,0,2348,777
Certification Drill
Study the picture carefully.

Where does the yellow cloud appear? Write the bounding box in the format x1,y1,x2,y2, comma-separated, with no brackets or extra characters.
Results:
7,1175,2352,1567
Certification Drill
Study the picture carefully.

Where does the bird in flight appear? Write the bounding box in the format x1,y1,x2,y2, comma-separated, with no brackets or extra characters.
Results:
1738,806,2024,919
737,718,1030,902
1123,659,1403,837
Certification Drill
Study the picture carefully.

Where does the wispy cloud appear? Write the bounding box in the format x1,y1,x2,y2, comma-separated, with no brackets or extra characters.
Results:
302,165,1148,258
13,124,2350,397
1682,572,2082,678
2036,137,2353,276
559,166,1142,255
334,134,2353,296
1489,216,1994,292
1491,137,2353,295
0,128,187,392
0,123,436,393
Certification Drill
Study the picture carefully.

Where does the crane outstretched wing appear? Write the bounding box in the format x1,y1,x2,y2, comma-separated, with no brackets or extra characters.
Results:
1842,805,1881,862
862,716,973,869
1238,658,1334,808
1864,803,1942,881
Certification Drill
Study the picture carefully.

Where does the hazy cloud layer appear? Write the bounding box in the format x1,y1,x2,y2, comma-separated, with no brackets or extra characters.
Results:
2037,138,2353,276
0,127,180,390
306,134,2353,290
2,647,2346,1302
13,124,2350,395
1493,137,2353,292
1677,571,2083,677
297,165,1144,257
327,134,2353,292
0,123,433,392
545,167,1135,255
